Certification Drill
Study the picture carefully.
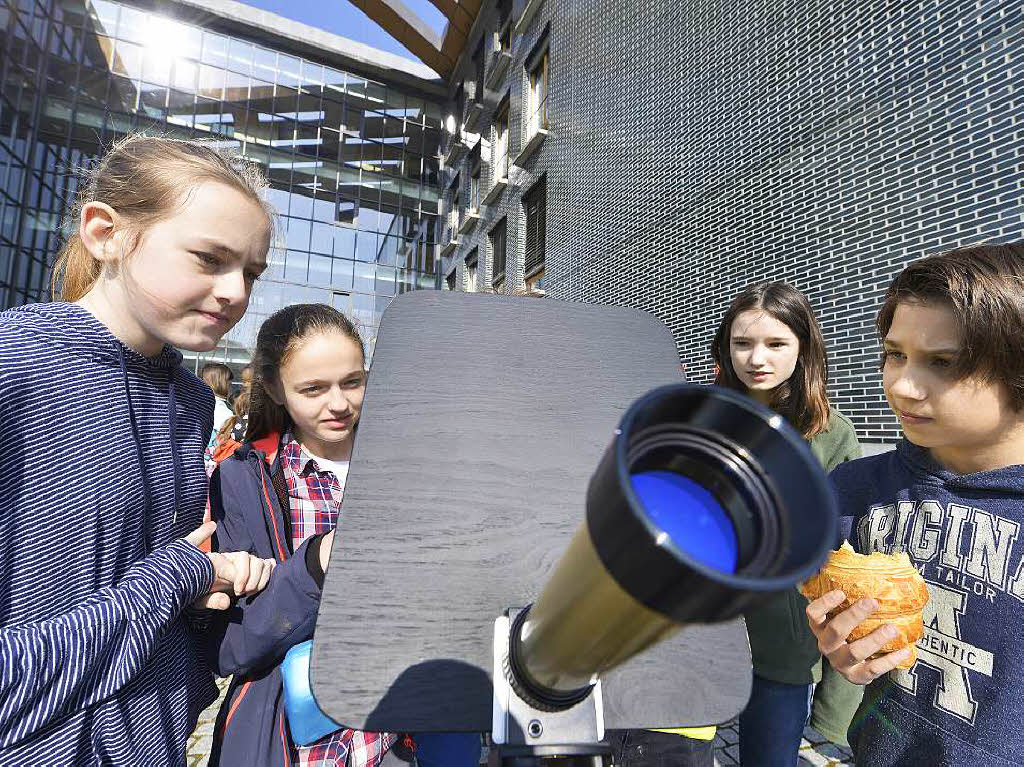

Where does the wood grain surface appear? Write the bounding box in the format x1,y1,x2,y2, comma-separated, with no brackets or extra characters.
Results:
311,291,751,731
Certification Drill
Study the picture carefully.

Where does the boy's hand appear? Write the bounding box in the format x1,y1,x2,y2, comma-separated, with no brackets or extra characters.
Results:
806,589,911,684
185,521,277,610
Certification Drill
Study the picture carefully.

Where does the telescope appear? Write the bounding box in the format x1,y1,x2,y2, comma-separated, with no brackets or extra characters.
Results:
311,292,837,765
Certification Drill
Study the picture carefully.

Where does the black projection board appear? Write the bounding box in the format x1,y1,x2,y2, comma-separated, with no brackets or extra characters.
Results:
311,291,751,730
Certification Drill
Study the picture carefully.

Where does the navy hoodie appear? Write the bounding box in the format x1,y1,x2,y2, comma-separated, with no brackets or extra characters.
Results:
0,303,218,764
833,440,1024,766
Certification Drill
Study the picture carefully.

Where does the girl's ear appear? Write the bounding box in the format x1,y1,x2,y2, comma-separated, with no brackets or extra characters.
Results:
79,202,125,264
265,378,286,407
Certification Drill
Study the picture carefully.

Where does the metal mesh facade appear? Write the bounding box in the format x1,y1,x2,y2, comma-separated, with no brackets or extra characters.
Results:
443,0,1024,443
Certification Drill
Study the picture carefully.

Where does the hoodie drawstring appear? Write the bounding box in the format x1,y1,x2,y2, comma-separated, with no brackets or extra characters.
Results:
167,374,181,525
118,345,154,553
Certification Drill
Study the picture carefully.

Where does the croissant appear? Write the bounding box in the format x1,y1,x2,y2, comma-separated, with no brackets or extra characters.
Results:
799,542,929,669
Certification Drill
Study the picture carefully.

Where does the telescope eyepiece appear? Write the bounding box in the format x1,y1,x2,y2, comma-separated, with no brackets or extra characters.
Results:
507,384,838,702
626,424,786,578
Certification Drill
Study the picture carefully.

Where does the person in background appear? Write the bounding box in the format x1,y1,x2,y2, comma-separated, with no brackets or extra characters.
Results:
711,281,863,765
201,362,235,437
228,363,252,410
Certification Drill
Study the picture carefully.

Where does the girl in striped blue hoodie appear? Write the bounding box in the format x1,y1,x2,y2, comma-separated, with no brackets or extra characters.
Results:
0,135,277,764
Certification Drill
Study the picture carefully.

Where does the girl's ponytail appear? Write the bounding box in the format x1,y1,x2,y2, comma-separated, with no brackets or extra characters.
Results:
51,233,102,302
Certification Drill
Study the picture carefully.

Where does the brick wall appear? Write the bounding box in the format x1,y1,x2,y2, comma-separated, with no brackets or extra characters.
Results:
445,0,1024,443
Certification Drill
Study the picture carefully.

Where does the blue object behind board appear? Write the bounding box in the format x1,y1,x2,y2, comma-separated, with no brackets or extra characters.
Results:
631,470,738,573
413,732,483,766
283,641,482,763
281,640,343,746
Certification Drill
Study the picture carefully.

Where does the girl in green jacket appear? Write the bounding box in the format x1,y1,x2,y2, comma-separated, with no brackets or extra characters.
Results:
711,281,862,766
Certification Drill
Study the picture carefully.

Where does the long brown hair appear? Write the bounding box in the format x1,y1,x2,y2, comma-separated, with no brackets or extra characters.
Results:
876,242,1024,410
51,134,273,301
246,304,365,443
711,281,831,439
200,362,233,400
216,384,251,446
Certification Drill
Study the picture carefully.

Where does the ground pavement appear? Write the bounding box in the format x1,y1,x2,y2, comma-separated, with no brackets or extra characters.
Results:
187,682,852,766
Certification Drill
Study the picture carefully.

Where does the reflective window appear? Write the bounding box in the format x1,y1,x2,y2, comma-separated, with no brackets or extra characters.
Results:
1,0,442,361
528,51,549,136
493,99,509,182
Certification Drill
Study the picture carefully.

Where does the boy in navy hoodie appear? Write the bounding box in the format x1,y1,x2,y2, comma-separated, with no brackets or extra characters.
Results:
805,243,1024,766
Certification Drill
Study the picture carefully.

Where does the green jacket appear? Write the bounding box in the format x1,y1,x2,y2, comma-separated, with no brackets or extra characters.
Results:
743,408,860,685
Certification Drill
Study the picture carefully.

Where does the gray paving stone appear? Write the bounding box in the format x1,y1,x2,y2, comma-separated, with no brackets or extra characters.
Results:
816,742,851,760
804,725,827,744
187,678,229,767
185,680,855,766
797,748,832,766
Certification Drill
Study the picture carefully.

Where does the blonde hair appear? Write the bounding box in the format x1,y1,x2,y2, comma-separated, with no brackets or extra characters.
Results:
200,362,233,399
52,134,274,302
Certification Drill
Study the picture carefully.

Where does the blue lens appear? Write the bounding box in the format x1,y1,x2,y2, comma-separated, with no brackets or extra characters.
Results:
630,470,738,573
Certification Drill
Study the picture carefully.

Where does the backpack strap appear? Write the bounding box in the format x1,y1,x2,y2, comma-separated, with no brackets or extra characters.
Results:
251,431,293,555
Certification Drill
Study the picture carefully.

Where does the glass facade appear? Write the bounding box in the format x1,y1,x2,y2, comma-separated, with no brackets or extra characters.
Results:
0,0,444,365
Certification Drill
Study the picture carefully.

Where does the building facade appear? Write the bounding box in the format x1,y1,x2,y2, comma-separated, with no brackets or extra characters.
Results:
3,0,1023,438
439,0,1024,443
0,0,446,367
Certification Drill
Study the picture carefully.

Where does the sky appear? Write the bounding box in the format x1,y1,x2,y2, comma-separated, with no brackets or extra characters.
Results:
240,0,449,68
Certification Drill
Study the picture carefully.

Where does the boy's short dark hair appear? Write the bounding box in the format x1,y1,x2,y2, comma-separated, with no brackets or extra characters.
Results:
876,242,1024,409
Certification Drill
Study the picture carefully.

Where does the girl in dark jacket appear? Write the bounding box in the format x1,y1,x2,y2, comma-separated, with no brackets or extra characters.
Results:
208,303,481,767
711,281,862,766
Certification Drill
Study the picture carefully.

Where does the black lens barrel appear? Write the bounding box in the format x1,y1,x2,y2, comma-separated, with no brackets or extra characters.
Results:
508,383,839,705
587,383,838,623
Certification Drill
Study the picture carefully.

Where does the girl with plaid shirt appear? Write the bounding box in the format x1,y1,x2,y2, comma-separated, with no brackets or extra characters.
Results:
207,304,481,767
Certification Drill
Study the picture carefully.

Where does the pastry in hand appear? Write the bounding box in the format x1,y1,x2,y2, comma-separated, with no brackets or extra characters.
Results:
799,541,929,669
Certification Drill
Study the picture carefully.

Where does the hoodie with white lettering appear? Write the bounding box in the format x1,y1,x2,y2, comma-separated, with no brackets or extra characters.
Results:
833,439,1024,767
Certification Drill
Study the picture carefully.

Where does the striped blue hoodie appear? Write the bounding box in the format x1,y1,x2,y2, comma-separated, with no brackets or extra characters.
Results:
0,302,218,764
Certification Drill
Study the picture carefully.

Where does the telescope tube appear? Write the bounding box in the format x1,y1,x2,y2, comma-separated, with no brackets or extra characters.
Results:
511,384,837,705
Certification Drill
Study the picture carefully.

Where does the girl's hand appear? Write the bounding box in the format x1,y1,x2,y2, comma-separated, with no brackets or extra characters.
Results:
806,589,911,684
186,521,277,610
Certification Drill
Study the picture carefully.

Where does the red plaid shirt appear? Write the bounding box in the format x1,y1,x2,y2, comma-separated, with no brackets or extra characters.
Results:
280,432,397,767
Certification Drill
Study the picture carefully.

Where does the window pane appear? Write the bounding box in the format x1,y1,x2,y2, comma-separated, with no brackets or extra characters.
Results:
173,58,198,92
197,65,224,99
354,261,374,292
355,231,378,262
331,258,354,289
201,32,229,67
117,6,148,44
375,265,396,295
285,217,311,251
253,46,277,82
311,222,334,254
278,54,301,87
228,38,254,74
334,226,356,260
141,48,172,86
309,254,331,286
112,40,141,79
285,249,308,282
